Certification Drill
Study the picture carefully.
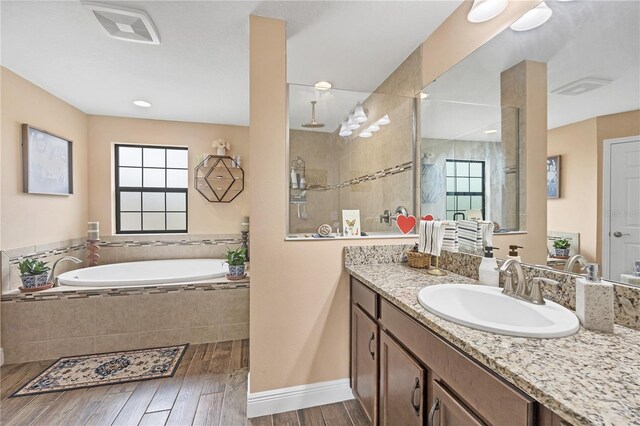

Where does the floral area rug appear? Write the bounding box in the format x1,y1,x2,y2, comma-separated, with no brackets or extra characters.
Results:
11,344,188,397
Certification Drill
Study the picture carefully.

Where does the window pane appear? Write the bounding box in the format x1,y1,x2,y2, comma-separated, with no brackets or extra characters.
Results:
143,148,165,167
167,192,187,211
119,147,142,167
457,196,471,211
167,212,186,230
120,192,141,211
143,169,165,187
119,167,142,187
121,213,141,231
446,195,455,210
446,161,455,176
446,211,454,220
470,162,483,177
456,162,469,176
456,177,469,192
143,192,165,211
471,196,483,210
470,177,483,192
446,177,455,191
167,169,188,188
143,213,165,231
167,149,188,168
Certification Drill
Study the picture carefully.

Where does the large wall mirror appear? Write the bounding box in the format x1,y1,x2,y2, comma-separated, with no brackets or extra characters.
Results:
420,1,640,285
287,84,416,238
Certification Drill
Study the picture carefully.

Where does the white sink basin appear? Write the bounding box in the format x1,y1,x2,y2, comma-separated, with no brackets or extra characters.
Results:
418,284,579,338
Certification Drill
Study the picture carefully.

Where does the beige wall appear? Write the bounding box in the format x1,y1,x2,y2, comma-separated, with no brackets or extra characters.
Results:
87,115,249,236
1,67,88,250
548,118,599,262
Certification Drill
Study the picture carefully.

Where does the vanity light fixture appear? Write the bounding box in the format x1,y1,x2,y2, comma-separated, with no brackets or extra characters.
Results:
353,103,368,123
510,2,553,32
377,115,391,126
367,124,381,132
467,0,508,23
133,100,152,107
339,122,353,137
314,81,333,91
484,129,498,134
359,130,373,138
346,113,360,130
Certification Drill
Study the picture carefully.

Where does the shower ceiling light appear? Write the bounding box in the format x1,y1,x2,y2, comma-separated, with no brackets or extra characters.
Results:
133,100,151,107
377,115,391,126
467,0,508,23
339,122,353,137
359,131,373,138
510,2,553,32
314,81,333,91
346,113,360,130
353,103,367,123
419,92,429,100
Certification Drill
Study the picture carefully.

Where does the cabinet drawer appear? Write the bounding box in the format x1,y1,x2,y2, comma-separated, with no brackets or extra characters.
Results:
351,277,377,319
431,380,485,426
379,298,534,426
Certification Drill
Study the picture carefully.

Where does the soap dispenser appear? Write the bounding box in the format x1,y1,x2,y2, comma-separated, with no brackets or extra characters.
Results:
575,263,614,333
479,246,499,287
506,245,523,262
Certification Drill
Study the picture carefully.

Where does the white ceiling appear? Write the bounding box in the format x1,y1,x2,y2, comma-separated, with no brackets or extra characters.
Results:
0,0,461,126
422,0,640,141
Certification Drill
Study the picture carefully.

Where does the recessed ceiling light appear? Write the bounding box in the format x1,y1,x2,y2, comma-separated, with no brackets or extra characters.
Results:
484,129,498,134
133,100,152,108
419,92,429,100
314,81,333,91
510,2,553,32
467,0,508,23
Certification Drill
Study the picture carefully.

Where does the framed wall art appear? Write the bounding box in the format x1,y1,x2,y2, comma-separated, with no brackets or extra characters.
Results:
547,155,560,199
22,124,73,195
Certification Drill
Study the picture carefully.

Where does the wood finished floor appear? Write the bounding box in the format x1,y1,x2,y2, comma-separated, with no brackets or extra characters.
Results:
0,340,366,426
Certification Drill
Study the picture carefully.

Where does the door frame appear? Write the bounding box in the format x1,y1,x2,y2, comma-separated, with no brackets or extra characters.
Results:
602,135,640,278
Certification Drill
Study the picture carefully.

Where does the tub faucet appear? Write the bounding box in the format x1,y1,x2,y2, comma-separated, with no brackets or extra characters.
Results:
48,256,82,287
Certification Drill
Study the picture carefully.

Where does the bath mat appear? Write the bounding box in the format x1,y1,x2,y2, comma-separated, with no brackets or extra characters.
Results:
11,344,188,397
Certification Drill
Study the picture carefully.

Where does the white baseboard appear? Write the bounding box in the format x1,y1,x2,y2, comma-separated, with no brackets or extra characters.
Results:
247,376,354,418
0,348,4,366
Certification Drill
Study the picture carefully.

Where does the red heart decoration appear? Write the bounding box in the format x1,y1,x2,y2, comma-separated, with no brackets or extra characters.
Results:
396,215,417,234
422,215,434,221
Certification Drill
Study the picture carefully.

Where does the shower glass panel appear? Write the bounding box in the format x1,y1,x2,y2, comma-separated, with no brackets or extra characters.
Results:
287,83,416,237
420,100,520,232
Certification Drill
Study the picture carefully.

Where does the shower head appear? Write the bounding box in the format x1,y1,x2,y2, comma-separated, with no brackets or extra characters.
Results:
301,101,325,128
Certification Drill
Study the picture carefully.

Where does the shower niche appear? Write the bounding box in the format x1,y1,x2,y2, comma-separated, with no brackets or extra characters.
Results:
287,83,416,238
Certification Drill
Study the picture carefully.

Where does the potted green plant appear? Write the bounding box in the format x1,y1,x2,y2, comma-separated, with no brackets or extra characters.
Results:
225,247,247,278
18,258,51,288
553,238,571,258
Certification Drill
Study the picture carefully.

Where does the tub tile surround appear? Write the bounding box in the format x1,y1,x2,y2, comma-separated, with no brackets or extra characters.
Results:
1,234,244,293
347,245,640,330
1,286,249,364
345,262,640,426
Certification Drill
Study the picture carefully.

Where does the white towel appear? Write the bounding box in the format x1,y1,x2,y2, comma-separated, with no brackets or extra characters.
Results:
480,221,494,248
441,221,459,253
458,219,483,252
418,220,445,256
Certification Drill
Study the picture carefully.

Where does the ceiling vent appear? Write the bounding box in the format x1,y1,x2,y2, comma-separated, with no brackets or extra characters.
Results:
83,2,160,45
551,78,612,96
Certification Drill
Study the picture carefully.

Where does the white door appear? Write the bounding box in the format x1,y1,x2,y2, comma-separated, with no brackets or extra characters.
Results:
605,137,640,281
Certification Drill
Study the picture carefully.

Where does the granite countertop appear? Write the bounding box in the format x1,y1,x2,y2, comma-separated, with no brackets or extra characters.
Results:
346,263,640,426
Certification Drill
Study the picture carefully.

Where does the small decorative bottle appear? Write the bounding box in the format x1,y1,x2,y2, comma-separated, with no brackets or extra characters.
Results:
575,263,614,333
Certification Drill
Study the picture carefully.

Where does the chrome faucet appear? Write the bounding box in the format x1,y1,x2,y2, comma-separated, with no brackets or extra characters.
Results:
565,254,588,273
380,206,409,225
48,256,82,287
497,259,559,305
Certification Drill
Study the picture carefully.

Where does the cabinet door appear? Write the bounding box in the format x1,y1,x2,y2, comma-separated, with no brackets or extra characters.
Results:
351,304,378,424
429,380,484,426
379,330,425,426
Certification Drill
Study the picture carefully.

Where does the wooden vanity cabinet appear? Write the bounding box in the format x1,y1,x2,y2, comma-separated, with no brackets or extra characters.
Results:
350,277,547,426
379,330,425,426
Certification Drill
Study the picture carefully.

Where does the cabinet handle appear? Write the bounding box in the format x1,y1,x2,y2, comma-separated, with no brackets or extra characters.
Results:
368,333,375,360
411,377,421,417
428,397,440,426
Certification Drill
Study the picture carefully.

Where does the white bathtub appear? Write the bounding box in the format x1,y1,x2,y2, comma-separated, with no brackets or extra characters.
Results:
58,259,229,287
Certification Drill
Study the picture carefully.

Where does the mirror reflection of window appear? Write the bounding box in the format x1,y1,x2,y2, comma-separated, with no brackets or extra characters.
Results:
445,160,485,221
